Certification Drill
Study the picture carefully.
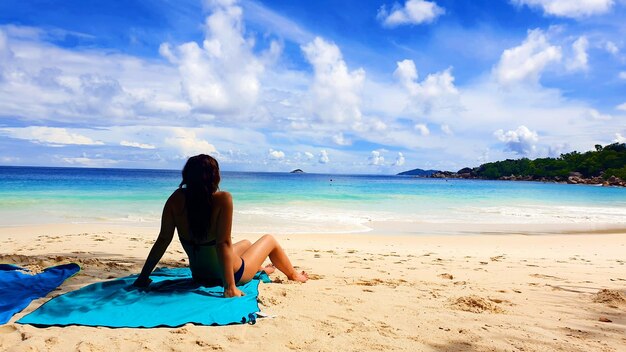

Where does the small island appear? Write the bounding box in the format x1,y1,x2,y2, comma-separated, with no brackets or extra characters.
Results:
397,168,439,177
290,169,305,174
399,143,626,187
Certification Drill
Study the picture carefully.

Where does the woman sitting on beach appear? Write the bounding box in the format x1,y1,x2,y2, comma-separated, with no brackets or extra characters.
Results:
134,154,308,297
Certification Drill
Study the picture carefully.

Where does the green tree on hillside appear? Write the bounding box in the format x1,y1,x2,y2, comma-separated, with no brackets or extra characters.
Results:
472,143,626,180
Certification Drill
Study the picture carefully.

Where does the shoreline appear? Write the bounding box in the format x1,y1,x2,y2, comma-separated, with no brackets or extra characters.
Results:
3,219,626,238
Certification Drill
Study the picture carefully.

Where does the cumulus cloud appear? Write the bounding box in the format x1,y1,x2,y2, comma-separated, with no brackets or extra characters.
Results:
619,71,626,80
394,152,405,166
617,102,626,111
394,59,457,98
368,150,385,165
494,29,562,85
414,123,430,136
567,36,589,72
332,132,351,146
318,149,330,164
614,133,626,143
159,0,271,115
304,151,314,160
393,59,458,117
268,148,285,160
512,0,614,18
302,37,365,124
378,0,445,27
120,140,156,149
494,125,539,155
0,127,104,146
0,26,188,126
164,128,218,158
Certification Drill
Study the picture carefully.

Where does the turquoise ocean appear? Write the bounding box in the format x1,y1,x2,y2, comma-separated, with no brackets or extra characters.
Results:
1,166,626,235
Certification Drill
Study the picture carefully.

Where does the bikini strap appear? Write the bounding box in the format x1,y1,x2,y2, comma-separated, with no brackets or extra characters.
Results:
179,237,217,247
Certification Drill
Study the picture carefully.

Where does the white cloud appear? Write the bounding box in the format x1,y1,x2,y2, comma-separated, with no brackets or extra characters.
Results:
494,29,562,85
304,151,314,160
120,140,156,149
617,102,626,111
0,26,188,126
393,59,458,117
240,1,314,45
378,0,445,27
0,126,103,146
368,150,385,165
605,41,619,55
586,108,612,120
414,123,430,136
318,149,329,164
268,148,285,160
62,156,118,167
619,71,626,80
494,125,539,155
164,128,218,158
512,0,614,18
159,0,271,115
394,152,405,166
394,59,457,98
332,132,351,146
567,36,589,72
441,124,453,135
614,133,626,143
0,156,19,163
0,29,13,64
301,37,365,124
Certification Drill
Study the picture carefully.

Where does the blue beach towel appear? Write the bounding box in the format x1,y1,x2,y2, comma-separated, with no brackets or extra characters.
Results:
0,263,80,325
18,267,271,328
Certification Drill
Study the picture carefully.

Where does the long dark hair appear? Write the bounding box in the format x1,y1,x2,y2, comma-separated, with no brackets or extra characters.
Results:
179,154,221,241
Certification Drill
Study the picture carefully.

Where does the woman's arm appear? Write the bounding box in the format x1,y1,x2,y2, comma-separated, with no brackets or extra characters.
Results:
133,195,176,287
214,192,244,297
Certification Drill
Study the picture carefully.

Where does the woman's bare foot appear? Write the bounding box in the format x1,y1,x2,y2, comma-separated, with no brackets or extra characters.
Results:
289,271,309,283
261,263,276,275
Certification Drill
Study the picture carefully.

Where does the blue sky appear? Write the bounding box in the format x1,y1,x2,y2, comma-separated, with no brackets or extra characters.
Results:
0,0,625,173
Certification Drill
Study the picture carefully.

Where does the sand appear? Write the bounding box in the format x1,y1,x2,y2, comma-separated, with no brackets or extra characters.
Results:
0,223,625,352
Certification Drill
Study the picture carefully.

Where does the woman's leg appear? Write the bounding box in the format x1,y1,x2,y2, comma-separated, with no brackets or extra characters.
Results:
239,234,307,283
233,239,252,256
234,239,275,274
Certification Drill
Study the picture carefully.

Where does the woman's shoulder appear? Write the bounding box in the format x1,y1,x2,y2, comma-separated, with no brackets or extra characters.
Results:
166,188,186,207
212,190,232,203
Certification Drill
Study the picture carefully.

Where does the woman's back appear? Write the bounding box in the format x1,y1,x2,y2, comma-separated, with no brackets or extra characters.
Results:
168,189,229,282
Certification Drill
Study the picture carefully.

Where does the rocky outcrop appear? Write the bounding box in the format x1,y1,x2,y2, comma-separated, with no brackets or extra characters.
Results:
290,169,304,173
428,171,626,187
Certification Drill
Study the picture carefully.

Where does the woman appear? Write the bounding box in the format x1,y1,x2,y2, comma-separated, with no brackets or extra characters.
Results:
134,154,308,297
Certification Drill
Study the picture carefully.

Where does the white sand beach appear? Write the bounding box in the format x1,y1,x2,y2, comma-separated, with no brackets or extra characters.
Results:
1,223,624,352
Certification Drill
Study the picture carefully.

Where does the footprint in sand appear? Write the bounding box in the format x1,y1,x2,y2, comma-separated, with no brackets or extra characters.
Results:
450,295,505,314
529,273,565,281
592,289,626,307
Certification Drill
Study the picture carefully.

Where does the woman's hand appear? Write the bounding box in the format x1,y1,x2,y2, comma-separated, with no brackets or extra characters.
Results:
224,286,245,298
